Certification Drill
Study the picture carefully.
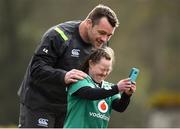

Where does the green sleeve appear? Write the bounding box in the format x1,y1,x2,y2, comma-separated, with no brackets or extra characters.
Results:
68,77,93,95
112,93,121,101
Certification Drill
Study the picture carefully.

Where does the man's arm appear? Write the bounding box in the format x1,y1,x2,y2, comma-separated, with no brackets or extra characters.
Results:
30,29,68,85
31,28,87,86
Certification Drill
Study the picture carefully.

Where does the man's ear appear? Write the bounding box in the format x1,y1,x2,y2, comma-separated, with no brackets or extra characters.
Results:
86,19,93,28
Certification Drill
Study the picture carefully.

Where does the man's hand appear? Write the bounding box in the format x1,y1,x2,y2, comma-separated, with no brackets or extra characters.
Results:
64,69,87,84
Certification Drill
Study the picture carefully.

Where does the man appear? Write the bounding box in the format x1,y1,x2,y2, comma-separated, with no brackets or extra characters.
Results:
18,4,119,128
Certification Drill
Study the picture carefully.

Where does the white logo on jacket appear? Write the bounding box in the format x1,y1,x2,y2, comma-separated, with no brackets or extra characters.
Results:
71,49,80,57
37,118,48,127
43,48,48,54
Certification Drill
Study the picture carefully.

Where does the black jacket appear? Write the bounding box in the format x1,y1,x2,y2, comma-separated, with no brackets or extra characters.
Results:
18,20,93,113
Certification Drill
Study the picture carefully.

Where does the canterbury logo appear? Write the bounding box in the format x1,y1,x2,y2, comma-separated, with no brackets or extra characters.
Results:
37,118,48,127
71,49,80,57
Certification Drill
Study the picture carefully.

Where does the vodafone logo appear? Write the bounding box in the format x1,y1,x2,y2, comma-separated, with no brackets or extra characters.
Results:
98,100,108,113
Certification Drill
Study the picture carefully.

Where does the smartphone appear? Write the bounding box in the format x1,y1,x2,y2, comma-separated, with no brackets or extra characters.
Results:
129,67,140,84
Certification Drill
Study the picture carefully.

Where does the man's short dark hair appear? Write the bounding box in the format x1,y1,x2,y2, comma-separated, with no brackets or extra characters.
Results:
86,4,119,27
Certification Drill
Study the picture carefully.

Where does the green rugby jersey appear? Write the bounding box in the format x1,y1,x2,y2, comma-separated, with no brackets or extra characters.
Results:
63,76,121,128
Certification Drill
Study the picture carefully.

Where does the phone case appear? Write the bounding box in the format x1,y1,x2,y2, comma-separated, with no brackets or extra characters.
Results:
129,67,140,83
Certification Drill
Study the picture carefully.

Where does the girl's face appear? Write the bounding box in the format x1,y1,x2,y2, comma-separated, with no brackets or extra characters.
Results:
88,57,112,83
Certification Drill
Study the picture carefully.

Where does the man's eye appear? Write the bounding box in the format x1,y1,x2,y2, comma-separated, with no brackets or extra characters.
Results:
99,31,106,35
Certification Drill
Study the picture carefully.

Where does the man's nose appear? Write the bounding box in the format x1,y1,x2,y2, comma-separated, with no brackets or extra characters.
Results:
100,35,108,43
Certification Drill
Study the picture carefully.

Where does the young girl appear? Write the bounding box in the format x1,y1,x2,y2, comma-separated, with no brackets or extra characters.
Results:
64,47,136,128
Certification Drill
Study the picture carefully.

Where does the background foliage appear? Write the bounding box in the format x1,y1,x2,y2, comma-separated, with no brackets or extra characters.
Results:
0,0,180,127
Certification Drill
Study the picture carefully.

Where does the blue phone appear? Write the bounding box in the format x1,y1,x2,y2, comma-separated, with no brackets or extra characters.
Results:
129,67,140,84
